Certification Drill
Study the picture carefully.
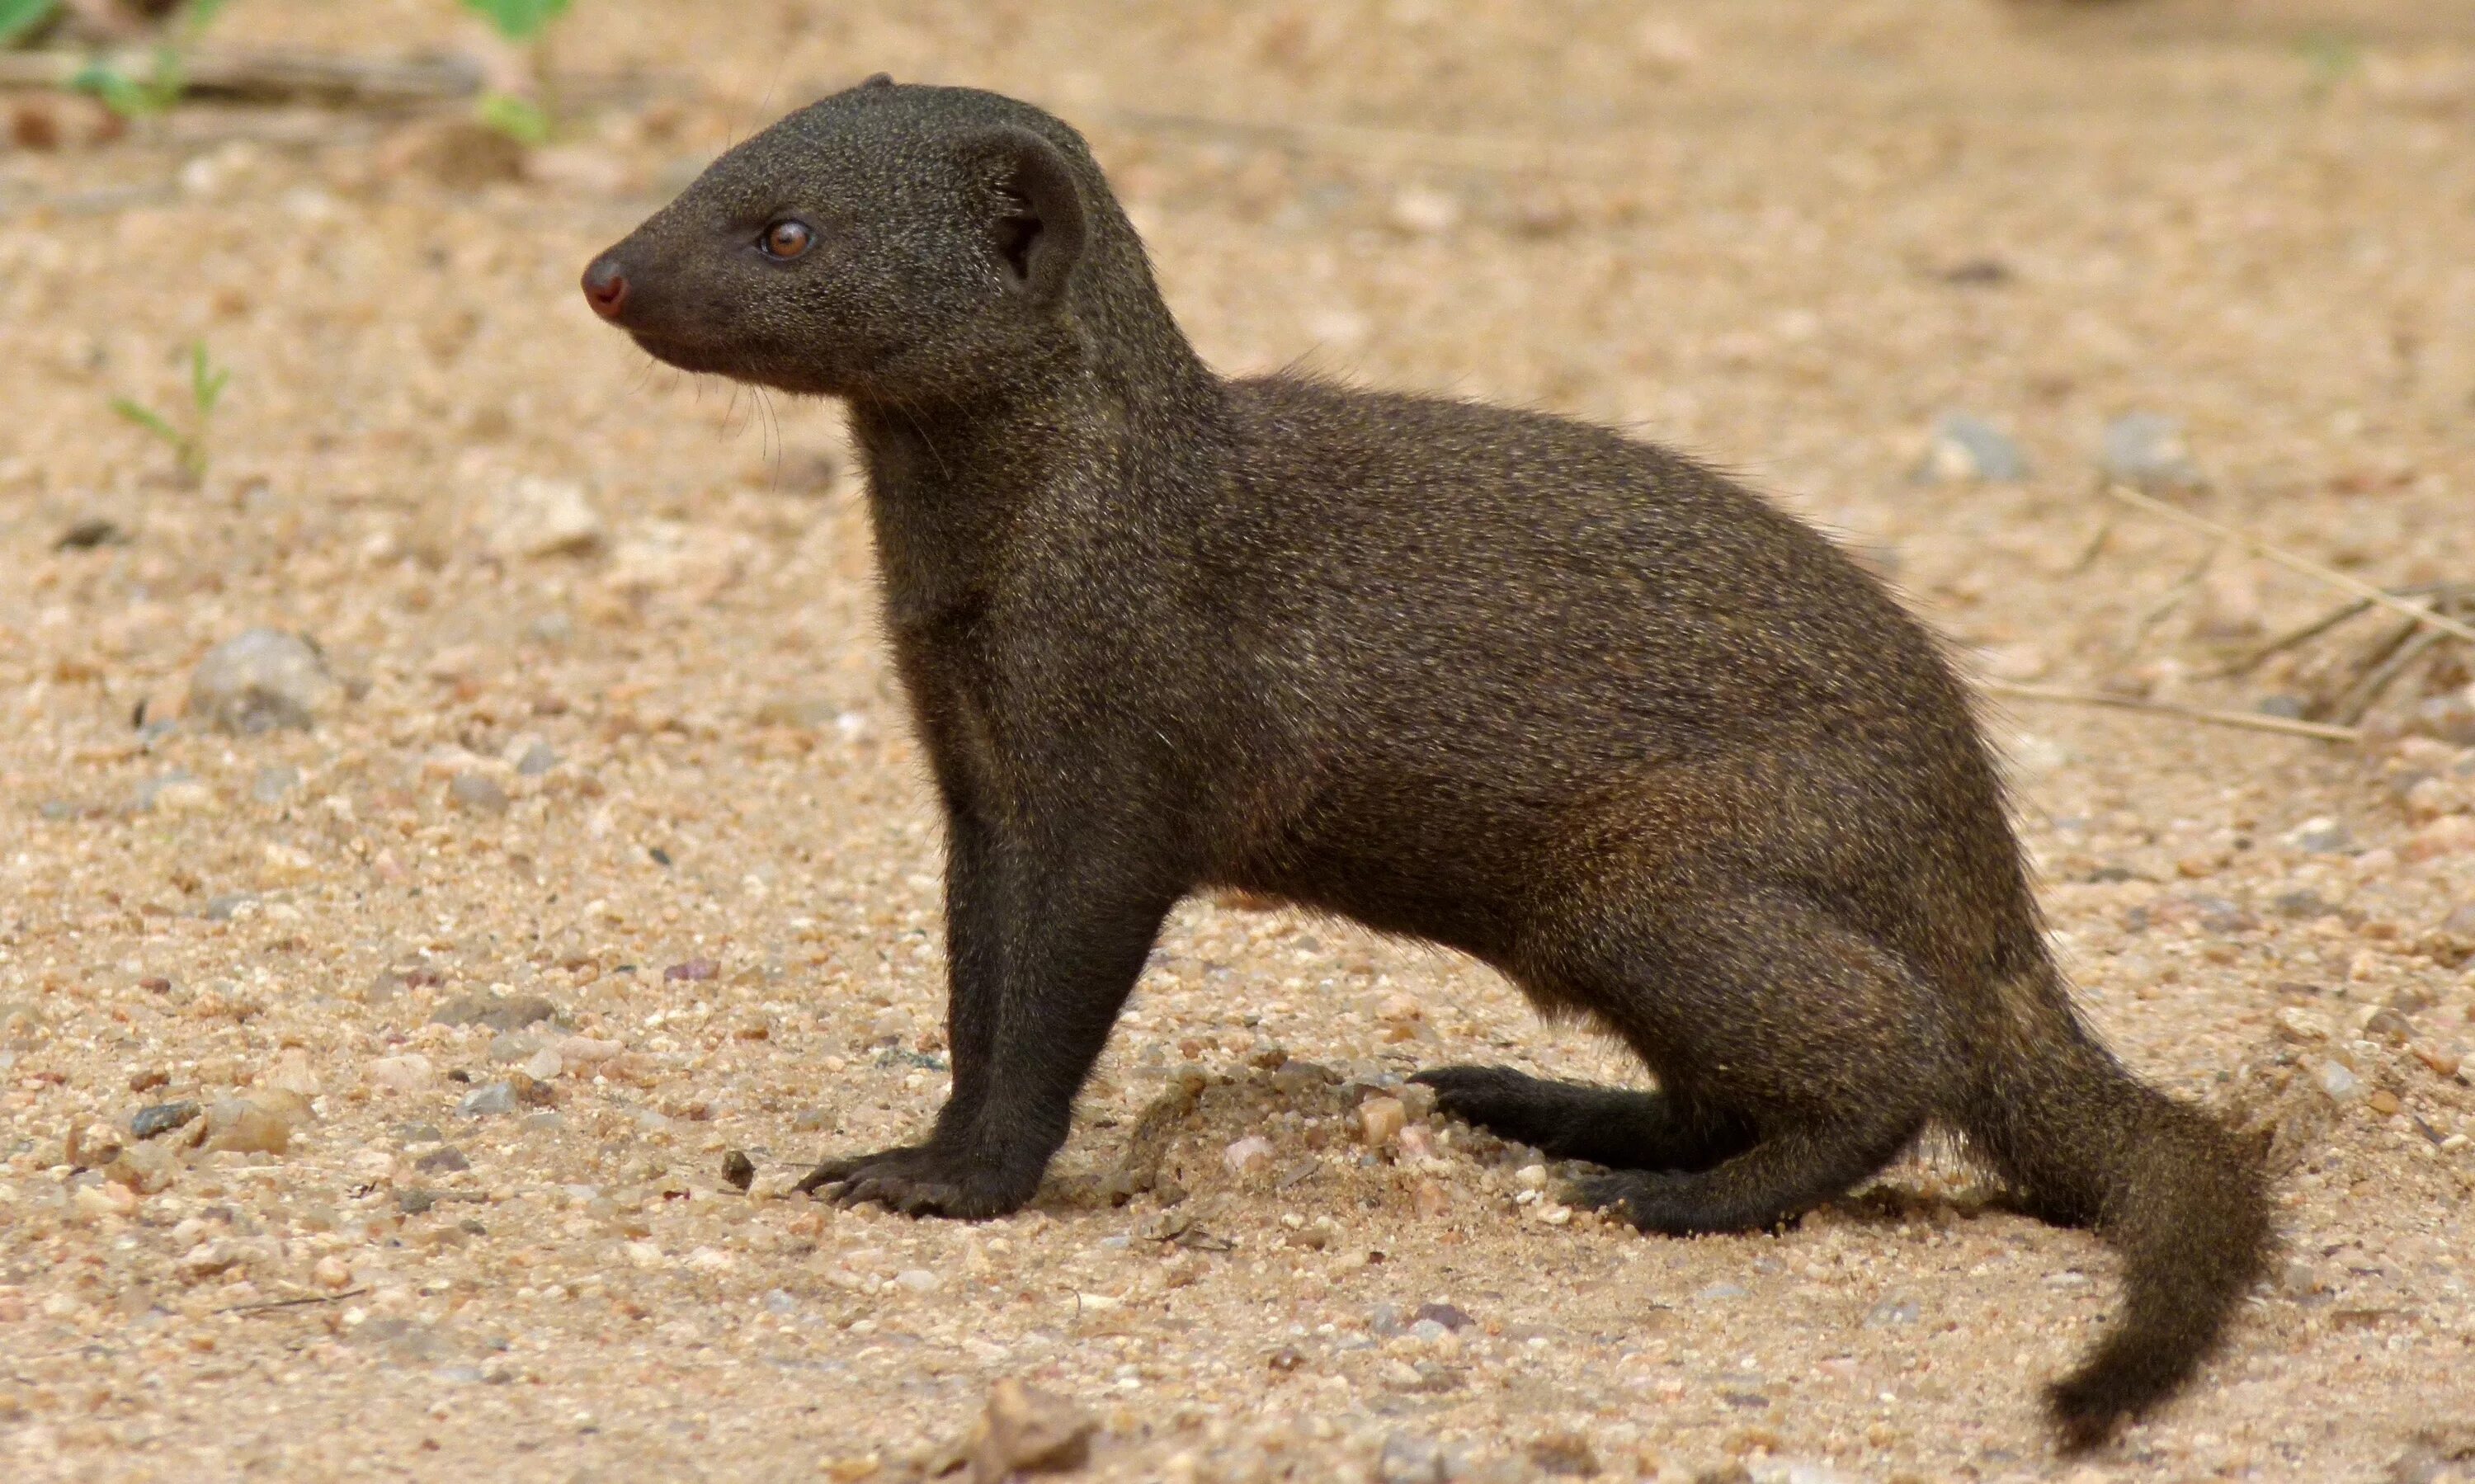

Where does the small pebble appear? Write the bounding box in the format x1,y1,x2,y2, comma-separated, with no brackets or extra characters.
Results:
414,1146,469,1174
515,741,559,776
1915,412,2026,483
366,1053,437,1094
969,1377,1093,1477
187,628,339,733
2311,1060,2364,1105
202,1098,295,1155
1378,1430,1450,1484
448,772,509,814
1360,1096,1408,1148
665,959,719,982
130,1101,201,1140
487,1032,540,1063
555,1035,622,1065
1224,1136,1275,1174
1528,1431,1600,1478
2285,817,2353,854
483,476,606,559
460,1081,520,1118
55,516,124,550
433,994,559,1033
721,1150,756,1191
2100,411,2202,489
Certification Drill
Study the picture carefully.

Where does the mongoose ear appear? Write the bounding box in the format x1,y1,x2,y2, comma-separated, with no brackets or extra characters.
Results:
968,127,1087,307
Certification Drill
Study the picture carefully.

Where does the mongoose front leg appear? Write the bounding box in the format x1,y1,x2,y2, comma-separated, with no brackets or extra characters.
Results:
799,819,1172,1218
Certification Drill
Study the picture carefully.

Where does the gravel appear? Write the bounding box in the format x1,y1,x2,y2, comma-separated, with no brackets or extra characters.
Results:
0,4,2469,1480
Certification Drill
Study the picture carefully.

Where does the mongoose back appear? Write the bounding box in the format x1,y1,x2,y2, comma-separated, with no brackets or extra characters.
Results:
583,78,2269,1451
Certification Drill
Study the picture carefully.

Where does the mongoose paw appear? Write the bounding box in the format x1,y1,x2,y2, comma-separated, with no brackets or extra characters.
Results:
1570,1169,1662,1231
1407,1064,1558,1139
794,1144,1033,1220
1569,1169,1806,1237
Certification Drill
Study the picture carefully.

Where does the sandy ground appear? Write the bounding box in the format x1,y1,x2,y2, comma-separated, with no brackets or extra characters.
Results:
3,0,2475,1479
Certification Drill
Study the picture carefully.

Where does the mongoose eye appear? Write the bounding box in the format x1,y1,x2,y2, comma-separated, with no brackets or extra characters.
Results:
760,221,814,260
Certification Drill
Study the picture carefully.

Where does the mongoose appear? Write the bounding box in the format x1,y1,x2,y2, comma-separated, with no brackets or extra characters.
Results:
582,78,2269,1451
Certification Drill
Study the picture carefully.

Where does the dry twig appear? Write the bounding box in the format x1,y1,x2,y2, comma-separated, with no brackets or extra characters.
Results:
2105,483,2475,647
220,1286,366,1315
1981,681,2360,743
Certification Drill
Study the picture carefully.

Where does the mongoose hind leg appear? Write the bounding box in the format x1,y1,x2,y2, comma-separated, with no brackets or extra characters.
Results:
1411,1066,1756,1172
1575,1120,1921,1234
1536,887,1944,1233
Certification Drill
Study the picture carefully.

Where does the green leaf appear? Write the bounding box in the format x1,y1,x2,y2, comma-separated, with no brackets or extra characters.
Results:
74,62,172,119
477,91,551,146
189,343,230,416
0,0,59,48
110,398,183,447
460,0,570,42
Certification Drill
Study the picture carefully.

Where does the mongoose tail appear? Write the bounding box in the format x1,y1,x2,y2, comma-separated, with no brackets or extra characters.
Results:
1965,968,2271,1452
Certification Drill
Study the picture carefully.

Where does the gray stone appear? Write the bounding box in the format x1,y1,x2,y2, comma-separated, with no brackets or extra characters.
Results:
188,629,340,733
2285,817,2353,854
1915,412,2025,483
433,993,558,1033
2311,1059,2364,1105
1411,1301,1474,1331
2100,412,2202,489
1864,1296,1921,1326
251,766,300,804
130,1101,201,1140
203,893,256,921
1378,1431,1451,1484
448,772,509,814
131,771,196,812
459,1081,519,1118
515,742,559,776
414,1145,470,1174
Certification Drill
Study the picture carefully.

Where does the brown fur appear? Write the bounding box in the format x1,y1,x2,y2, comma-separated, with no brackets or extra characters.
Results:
583,79,2270,1450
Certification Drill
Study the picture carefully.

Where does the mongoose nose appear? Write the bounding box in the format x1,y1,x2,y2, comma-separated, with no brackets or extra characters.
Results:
582,257,630,321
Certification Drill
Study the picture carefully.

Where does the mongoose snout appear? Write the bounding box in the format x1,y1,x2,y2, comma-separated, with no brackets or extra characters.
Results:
579,256,629,321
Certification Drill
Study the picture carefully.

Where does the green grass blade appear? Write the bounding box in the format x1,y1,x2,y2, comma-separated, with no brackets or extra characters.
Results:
110,398,183,446
460,0,570,43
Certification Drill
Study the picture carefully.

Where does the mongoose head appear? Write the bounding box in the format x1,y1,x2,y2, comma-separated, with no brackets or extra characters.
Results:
582,78,1099,403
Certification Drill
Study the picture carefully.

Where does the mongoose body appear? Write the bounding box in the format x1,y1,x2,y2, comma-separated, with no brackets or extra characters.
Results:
583,78,2270,1450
